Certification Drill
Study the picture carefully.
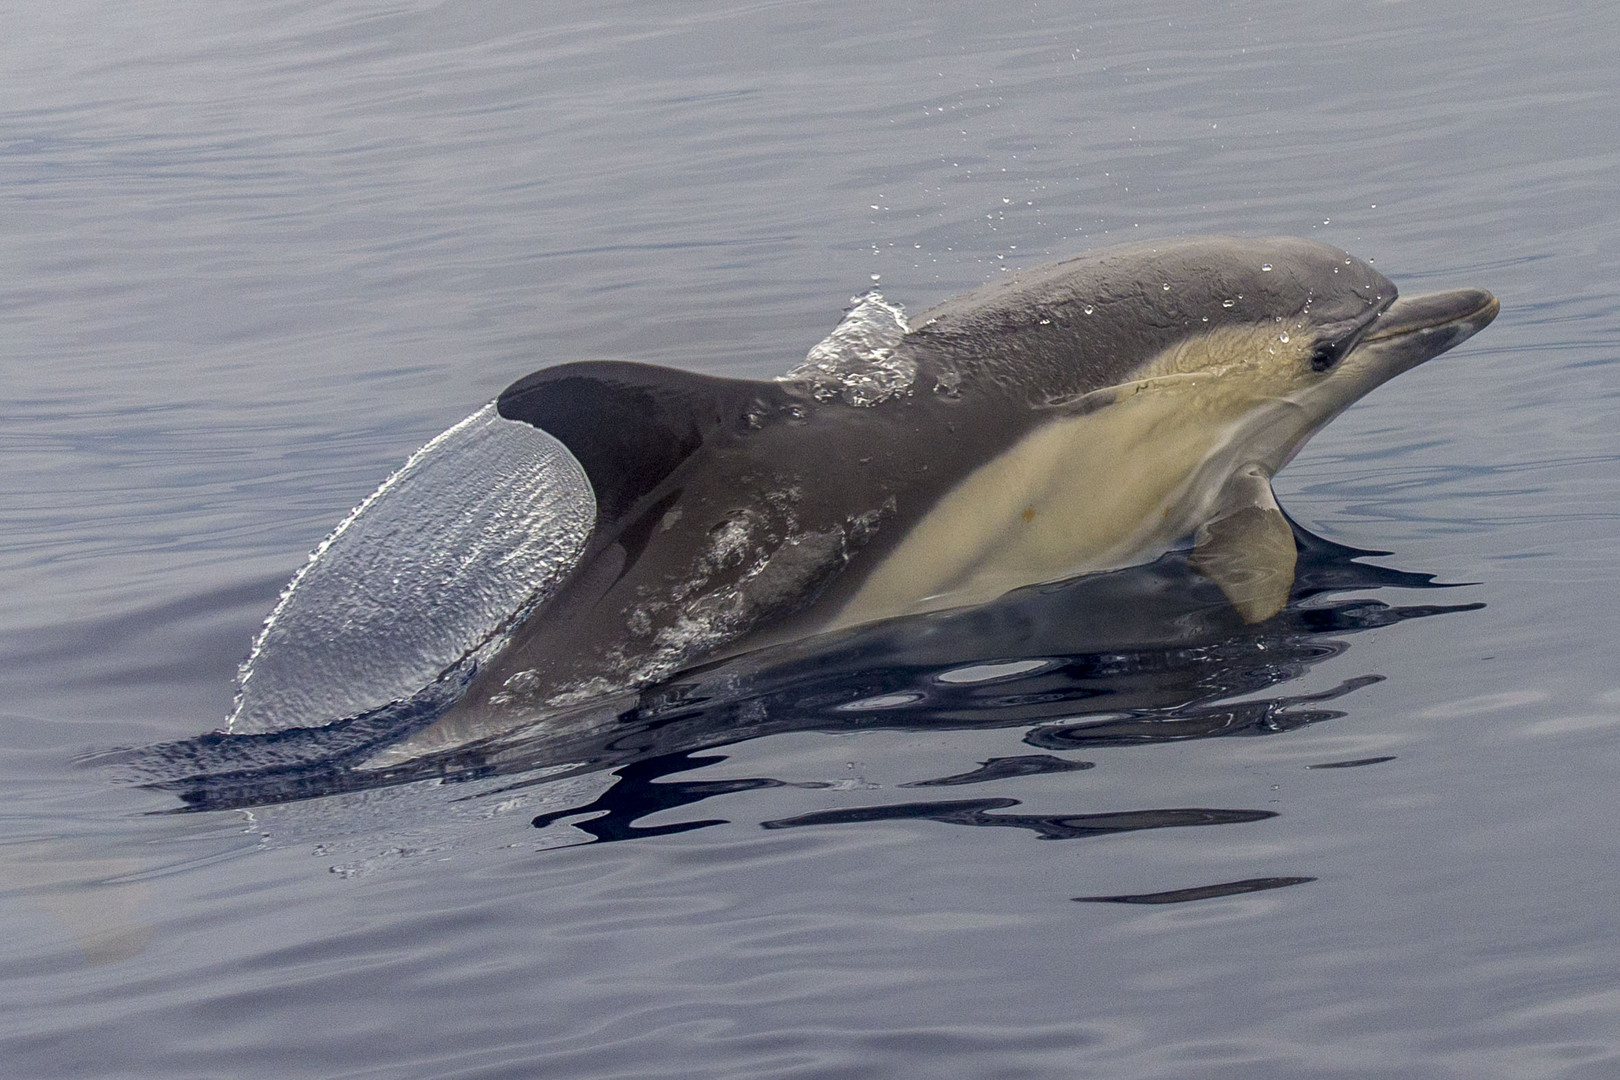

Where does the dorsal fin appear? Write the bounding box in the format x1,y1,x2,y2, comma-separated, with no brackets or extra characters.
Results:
497,360,792,523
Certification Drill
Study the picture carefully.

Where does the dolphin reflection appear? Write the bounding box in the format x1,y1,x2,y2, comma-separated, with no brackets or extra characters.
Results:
100,517,1480,830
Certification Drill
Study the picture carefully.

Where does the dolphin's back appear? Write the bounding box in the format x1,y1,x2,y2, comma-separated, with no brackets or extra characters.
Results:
903,236,1393,405
477,357,1029,694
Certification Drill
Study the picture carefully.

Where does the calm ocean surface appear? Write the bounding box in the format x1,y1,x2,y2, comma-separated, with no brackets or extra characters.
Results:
4,2,1619,1077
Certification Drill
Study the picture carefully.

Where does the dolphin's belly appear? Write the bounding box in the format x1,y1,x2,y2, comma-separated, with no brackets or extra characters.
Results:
828,390,1244,630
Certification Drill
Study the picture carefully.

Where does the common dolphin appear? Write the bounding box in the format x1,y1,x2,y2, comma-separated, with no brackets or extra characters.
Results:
263,236,1497,764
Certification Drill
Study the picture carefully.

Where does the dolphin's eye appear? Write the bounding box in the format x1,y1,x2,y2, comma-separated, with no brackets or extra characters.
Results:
1310,341,1342,372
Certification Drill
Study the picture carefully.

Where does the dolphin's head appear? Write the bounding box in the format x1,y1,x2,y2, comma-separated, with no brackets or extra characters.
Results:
1298,282,1501,424
1107,238,1499,473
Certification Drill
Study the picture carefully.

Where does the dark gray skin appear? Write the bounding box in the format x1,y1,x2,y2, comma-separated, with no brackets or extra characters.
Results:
381,236,1491,759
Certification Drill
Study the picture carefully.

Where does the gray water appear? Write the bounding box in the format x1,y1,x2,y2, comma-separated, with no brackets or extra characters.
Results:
4,1,1619,1077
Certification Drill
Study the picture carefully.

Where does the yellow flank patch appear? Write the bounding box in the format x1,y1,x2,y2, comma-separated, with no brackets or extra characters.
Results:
1136,321,1314,381
826,319,1320,633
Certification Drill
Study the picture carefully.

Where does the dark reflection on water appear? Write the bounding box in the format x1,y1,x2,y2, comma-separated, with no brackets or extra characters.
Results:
530,750,790,843
761,801,1277,841
1305,755,1398,770
899,754,1093,787
1024,673,1382,750
101,518,1482,834
530,760,1275,845
1074,876,1317,905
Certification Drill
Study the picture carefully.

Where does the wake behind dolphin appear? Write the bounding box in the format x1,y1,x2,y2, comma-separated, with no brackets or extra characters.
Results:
220,235,1497,772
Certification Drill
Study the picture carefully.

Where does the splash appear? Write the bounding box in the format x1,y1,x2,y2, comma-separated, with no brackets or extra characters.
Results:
229,404,595,734
780,291,912,406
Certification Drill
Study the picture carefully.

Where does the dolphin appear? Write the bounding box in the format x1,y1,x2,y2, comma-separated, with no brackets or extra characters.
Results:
314,236,1495,765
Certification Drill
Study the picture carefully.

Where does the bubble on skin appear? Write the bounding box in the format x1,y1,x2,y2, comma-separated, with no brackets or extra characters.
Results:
1161,283,1171,291
502,669,542,695
703,513,757,572
1261,263,1273,272
1222,299,1235,309
1082,304,1095,315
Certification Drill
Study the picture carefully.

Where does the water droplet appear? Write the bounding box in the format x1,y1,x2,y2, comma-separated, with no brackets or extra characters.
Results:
1161,282,1171,291
1279,332,1290,343
870,273,881,281
1082,304,1095,315
1260,263,1273,272
1221,299,1235,309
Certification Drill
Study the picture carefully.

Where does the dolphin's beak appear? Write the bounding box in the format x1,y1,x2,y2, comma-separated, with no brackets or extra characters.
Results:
1359,287,1500,372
